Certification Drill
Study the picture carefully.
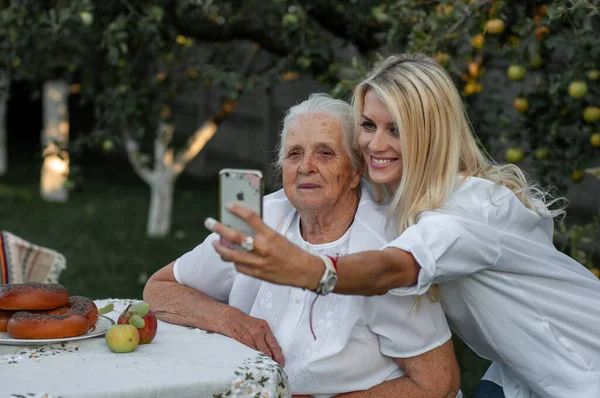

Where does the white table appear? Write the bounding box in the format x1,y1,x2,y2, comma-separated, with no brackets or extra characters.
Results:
0,298,290,398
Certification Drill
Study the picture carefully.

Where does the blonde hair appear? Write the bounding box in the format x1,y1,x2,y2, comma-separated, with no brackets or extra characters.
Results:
352,53,566,236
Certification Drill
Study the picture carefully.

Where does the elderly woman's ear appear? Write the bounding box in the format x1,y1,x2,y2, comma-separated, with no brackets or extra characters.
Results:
351,165,363,188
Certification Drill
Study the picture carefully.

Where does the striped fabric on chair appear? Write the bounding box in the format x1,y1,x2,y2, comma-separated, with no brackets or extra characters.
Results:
0,231,66,284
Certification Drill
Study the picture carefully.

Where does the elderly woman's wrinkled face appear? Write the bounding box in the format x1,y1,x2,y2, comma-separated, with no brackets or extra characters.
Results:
282,114,361,212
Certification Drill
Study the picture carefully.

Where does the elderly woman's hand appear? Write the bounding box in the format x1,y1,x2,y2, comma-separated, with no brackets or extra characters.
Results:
205,203,324,291
217,306,285,366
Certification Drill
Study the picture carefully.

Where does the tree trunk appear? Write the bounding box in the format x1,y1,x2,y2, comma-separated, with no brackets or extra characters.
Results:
40,80,69,202
0,75,8,177
146,174,175,237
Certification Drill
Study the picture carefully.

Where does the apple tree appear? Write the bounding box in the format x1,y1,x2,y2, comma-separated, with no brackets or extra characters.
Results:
72,0,361,237
0,0,96,200
324,0,600,270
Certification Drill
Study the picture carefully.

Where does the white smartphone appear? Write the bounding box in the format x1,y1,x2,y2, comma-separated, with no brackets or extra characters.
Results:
219,168,264,250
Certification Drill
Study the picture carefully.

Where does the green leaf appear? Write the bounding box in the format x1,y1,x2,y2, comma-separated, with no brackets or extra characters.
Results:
128,301,150,316
98,303,114,315
129,314,145,328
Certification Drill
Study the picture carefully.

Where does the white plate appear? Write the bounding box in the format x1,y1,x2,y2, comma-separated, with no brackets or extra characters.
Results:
0,315,114,346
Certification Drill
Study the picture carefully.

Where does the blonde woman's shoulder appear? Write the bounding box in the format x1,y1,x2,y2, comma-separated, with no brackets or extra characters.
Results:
450,176,548,228
454,176,514,205
420,176,499,223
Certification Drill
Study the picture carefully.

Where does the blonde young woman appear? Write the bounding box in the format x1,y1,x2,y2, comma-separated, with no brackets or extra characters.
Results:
207,54,600,398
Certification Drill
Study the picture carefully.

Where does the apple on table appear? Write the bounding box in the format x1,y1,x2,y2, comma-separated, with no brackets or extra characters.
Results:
105,324,140,353
99,301,158,353
117,301,158,345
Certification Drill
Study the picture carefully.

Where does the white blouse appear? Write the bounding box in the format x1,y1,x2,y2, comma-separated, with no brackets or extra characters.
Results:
385,176,600,398
174,187,452,397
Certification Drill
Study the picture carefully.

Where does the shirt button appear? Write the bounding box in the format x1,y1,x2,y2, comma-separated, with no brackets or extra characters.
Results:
295,297,301,304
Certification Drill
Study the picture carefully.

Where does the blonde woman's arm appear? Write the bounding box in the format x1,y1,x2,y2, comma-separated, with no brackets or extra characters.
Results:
209,204,499,297
206,204,419,296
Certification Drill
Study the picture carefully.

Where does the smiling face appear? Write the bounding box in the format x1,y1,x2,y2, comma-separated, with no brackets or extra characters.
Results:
358,89,403,189
282,114,361,212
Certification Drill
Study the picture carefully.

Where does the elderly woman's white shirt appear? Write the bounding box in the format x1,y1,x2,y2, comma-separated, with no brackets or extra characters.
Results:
174,187,451,396
385,176,600,398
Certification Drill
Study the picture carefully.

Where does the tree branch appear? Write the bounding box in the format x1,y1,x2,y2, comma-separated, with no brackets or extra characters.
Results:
166,0,292,57
154,122,174,174
122,130,154,184
171,47,259,175
585,166,600,179
444,0,494,36
296,0,382,54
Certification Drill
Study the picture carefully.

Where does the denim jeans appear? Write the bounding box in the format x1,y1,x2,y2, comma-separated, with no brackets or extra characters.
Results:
472,380,505,398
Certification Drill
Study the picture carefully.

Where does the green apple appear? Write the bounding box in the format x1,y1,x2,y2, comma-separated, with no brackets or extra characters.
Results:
583,106,600,123
587,70,600,81
505,147,525,163
102,139,114,152
507,65,526,80
282,13,298,26
105,324,140,353
79,11,93,26
535,147,550,160
568,81,588,98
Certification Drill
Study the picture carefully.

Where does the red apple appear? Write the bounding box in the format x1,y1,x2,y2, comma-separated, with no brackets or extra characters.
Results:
117,302,158,344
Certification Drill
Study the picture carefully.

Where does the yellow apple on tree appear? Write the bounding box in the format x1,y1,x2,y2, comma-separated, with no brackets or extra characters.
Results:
507,65,526,80
568,81,588,98
513,97,529,113
435,52,450,67
535,148,550,160
571,169,585,182
529,56,543,69
486,19,505,34
471,34,484,49
505,147,525,163
583,106,600,123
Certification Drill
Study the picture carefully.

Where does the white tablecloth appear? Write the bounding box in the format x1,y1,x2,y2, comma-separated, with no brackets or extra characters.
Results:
0,298,290,398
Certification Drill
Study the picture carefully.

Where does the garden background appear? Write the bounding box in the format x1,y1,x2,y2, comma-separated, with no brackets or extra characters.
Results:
1,1,599,395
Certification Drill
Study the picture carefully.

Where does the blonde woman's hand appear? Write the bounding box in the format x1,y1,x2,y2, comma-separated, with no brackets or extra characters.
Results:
205,203,323,290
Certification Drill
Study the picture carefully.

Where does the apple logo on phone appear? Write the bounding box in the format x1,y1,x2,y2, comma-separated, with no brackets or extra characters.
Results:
236,191,245,201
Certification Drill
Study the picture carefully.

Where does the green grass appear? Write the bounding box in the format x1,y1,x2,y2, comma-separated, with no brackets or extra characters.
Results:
0,153,489,395
0,153,217,299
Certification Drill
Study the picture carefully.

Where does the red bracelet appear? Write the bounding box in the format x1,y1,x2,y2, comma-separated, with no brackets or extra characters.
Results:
326,255,339,271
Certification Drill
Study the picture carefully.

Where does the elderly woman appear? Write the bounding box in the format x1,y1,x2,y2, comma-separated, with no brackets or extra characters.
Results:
144,93,460,397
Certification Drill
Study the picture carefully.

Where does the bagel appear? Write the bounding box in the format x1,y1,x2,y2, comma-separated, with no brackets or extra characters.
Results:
7,296,99,339
0,282,69,310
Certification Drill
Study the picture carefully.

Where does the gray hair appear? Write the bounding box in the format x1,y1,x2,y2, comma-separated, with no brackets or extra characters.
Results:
272,93,360,178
